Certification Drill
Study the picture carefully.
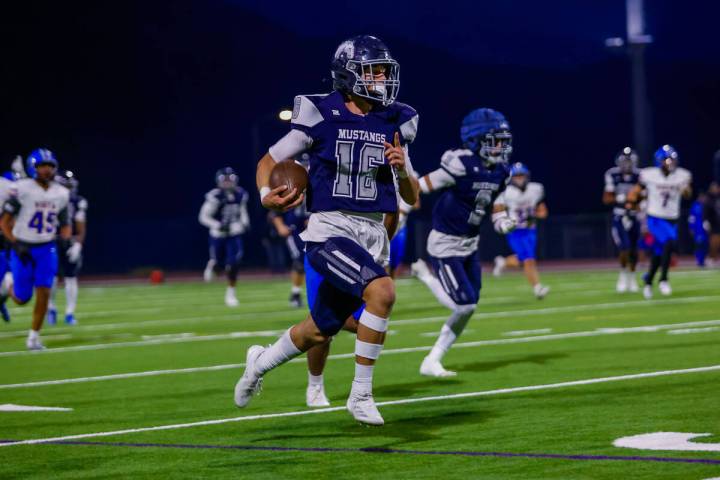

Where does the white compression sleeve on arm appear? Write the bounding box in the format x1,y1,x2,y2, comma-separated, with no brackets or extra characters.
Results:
267,130,313,163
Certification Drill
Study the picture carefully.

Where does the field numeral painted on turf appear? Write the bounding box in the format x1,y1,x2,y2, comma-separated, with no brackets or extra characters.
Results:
614,432,720,452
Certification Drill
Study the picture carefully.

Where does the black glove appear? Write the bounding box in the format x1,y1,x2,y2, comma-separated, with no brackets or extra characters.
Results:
12,241,33,265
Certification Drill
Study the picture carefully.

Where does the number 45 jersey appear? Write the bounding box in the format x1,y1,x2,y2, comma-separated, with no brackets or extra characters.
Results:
271,91,418,214
4,178,70,243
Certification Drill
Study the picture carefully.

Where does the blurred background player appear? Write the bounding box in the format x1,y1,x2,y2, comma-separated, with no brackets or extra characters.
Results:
0,148,70,350
492,162,549,299
411,108,515,378
389,197,418,278
47,170,87,325
688,190,709,267
602,147,642,292
629,145,692,298
706,181,720,265
235,35,419,425
269,178,310,308
198,167,250,307
0,159,21,322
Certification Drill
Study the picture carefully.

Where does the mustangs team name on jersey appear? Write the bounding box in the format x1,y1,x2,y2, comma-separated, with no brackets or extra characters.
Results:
200,187,249,238
432,149,509,237
639,167,692,220
271,91,418,214
604,166,640,216
5,178,69,243
495,182,544,229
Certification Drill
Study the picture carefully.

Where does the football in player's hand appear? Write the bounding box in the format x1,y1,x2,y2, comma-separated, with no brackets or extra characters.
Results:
269,160,309,197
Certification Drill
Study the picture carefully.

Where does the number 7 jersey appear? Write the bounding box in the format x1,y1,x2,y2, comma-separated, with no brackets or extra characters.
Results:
4,178,70,243
639,166,692,220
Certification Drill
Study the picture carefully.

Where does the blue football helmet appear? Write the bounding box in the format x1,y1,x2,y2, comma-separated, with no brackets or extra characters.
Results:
654,145,679,172
615,147,638,173
331,35,400,106
26,148,59,178
216,167,238,190
55,169,79,193
460,108,513,165
509,162,530,188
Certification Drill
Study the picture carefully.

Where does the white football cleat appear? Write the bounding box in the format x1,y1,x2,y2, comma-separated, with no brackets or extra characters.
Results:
419,356,457,378
627,274,639,293
346,385,384,426
493,256,506,277
534,284,550,299
643,284,653,300
410,259,432,283
26,336,45,351
658,281,672,296
616,271,628,293
203,260,216,282
225,288,239,307
234,345,265,408
306,384,330,408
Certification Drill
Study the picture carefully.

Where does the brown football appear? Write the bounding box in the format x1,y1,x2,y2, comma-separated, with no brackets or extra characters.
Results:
269,159,309,197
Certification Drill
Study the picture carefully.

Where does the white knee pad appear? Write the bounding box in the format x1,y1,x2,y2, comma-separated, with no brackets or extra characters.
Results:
355,339,383,360
358,310,388,333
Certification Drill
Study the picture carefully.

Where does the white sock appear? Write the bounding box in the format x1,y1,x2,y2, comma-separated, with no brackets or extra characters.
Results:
253,329,301,376
353,362,374,388
428,305,475,362
28,329,39,341
308,373,324,387
417,273,457,310
65,277,78,314
291,286,301,294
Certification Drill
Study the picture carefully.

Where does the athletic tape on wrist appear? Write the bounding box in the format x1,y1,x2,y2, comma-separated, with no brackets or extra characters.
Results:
358,310,388,332
355,340,383,360
259,186,271,201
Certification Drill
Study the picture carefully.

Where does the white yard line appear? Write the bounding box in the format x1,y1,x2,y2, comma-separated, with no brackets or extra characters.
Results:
3,318,720,389
667,327,720,335
2,363,719,447
503,328,553,336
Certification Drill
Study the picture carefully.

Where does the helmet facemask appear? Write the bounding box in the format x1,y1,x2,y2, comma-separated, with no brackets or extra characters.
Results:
217,173,238,190
347,59,400,106
479,130,513,165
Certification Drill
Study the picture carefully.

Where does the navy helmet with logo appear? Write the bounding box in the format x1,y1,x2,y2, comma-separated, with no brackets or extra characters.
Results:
215,166,238,190
460,108,513,165
615,147,638,173
654,145,679,172
331,35,400,106
26,148,59,178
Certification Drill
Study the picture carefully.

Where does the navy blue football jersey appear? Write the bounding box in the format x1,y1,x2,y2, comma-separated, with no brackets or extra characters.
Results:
432,149,510,237
209,187,249,224
283,201,310,232
288,91,418,214
604,167,640,216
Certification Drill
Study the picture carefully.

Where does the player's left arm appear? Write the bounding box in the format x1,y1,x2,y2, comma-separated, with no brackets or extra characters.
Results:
58,207,72,241
535,202,548,219
491,202,516,234
682,172,693,199
383,211,399,240
239,191,250,232
385,132,418,205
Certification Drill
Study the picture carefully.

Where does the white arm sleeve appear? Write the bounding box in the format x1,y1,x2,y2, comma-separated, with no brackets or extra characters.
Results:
198,199,221,230
267,129,313,163
604,171,615,192
420,168,456,193
239,196,250,231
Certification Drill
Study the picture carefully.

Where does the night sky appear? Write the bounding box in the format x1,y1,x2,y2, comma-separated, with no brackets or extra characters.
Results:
1,1,718,271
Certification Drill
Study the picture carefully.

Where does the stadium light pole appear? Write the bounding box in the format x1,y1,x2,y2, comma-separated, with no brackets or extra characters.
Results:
251,109,292,162
605,0,653,165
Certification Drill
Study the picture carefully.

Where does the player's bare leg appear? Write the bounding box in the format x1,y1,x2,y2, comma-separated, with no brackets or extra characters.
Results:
306,316,357,407
225,265,239,307
523,259,549,299
27,287,50,350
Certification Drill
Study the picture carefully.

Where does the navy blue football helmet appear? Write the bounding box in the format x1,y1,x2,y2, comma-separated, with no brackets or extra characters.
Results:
654,145,678,172
56,169,79,193
331,35,400,106
26,148,59,178
460,108,512,165
216,167,238,190
615,147,638,173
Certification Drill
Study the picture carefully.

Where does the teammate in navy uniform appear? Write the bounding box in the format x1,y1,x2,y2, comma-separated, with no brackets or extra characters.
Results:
0,149,71,350
199,167,250,307
603,147,641,292
269,195,310,308
688,191,709,267
48,170,87,325
411,108,515,377
234,35,419,425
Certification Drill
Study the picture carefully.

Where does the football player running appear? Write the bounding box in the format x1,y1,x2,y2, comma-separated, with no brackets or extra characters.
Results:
411,108,515,378
47,170,87,325
199,167,250,307
0,149,70,350
602,147,641,292
0,167,16,322
234,35,419,425
628,145,692,298
492,162,549,298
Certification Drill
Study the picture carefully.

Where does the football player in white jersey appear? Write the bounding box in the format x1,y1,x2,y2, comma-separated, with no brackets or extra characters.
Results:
628,145,692,298
492,163,550,298
0,149,70,350
0,170,16,322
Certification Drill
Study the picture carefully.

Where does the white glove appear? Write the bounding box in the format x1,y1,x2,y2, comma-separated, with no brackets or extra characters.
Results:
615,193,626,203
67,242,83,263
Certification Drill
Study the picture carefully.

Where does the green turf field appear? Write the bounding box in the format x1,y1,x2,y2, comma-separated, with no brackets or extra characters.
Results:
1,267,719,479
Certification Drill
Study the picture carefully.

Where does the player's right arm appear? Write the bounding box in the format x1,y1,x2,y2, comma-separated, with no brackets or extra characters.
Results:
418,149,470,194
603,170,616,205
491,193,516,234
0,213,15,242
198,192,222,230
